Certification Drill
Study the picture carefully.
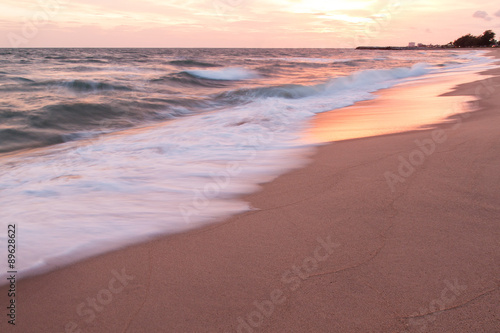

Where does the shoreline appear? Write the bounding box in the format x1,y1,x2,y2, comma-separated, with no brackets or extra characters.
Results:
2,51,499,332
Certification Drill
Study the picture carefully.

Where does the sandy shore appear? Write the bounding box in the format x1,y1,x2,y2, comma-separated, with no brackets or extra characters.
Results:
2,51,499,333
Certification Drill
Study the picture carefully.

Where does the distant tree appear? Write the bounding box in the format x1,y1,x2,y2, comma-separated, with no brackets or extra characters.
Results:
453,30,496,47
453,34,478,47
479,30,496,46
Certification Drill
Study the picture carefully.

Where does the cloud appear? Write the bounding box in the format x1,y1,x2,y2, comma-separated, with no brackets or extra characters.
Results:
472,10,492,21
495,10,500,17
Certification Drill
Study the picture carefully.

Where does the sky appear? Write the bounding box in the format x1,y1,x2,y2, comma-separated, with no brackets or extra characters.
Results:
1,0,500,47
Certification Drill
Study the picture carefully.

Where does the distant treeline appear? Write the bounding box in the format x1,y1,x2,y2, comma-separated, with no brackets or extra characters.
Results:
452,30,497,48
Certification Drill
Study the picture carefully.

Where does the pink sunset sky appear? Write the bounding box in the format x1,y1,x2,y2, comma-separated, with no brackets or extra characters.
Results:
1,0,500,48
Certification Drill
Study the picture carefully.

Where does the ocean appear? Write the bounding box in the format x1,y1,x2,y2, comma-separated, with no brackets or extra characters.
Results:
0,48,495,279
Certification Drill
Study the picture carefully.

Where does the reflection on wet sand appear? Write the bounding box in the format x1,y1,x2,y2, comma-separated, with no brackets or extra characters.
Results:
306,72,490,143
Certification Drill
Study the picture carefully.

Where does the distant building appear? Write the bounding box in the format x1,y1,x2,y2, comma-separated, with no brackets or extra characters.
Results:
408,42,416,47
417,43,425,47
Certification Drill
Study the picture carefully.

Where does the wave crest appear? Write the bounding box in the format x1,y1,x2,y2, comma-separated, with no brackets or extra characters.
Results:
218,63,431,102
184,67,259,81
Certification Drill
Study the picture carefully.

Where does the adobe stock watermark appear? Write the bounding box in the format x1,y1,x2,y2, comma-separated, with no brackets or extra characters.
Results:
179,126,283,224
8,0,68,47
228,235,340,333
470,77,496,109
213,0,248,18
64,268,135,333
402,278,467,332
384,126,449,192
338,0,414,48
384,74,497,192
48,116,138,176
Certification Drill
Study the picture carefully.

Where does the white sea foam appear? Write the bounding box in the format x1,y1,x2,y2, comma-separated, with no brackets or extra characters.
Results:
185,67,259,80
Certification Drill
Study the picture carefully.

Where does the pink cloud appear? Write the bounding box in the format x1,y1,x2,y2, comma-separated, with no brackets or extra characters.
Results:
472,10,492,21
